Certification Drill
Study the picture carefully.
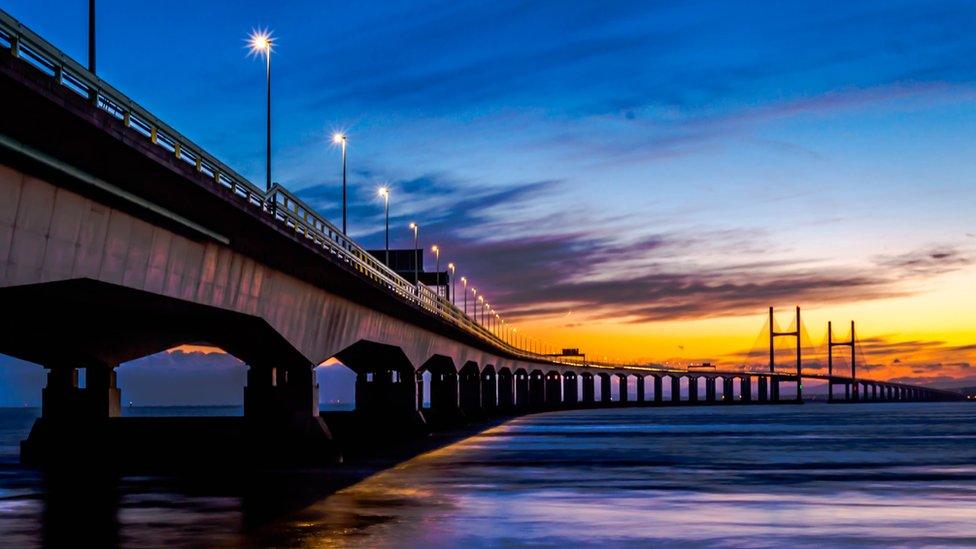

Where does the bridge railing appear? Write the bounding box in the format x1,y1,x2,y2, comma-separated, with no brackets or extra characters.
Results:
265,184,550,361
0,10,267,210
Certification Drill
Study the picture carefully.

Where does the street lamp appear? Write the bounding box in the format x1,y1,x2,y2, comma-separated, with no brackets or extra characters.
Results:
462,278,469,314
332,132,348,234
247,28,275,191
447,263,456,305
378,187,390,266
477,295,484,325
409,223,420,288
431,245,440,294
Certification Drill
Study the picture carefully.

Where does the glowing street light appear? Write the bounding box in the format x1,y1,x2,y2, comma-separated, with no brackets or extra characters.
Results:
431,245,441,293
408,223,420,288
447,263,456,305
461,277,469,315
477,295,484,325
246,28,275,191
378,187,390,266
333,132,348,234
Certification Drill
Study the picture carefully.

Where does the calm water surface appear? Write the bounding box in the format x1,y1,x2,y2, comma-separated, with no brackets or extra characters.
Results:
1,403,975,547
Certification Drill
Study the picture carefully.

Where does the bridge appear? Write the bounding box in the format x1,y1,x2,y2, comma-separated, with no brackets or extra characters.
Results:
0,11,963,465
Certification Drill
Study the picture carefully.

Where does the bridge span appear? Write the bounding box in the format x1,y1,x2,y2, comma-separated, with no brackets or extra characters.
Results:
0,11,963,465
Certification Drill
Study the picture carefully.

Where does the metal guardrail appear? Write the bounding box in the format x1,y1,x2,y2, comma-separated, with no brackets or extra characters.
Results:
0,10,265,209
0,8,570,366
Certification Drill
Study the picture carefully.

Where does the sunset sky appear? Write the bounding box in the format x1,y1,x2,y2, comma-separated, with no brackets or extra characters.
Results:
1,1,973,404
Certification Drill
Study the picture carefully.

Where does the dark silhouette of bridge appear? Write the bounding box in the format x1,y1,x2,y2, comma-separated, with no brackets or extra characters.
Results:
0,11,963,466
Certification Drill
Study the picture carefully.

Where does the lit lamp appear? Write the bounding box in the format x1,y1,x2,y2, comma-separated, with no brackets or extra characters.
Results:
432,245,440,292
378,187,390,266
408,223,419,288
447,263,456,305
246,28,275,191
332,132,348,234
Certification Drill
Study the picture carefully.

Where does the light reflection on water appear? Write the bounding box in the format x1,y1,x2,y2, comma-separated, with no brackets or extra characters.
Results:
258,403,976,547
0,403,975,547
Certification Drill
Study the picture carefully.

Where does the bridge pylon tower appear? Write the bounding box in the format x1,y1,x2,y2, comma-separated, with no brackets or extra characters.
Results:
827,320,856,402
769,306,802,402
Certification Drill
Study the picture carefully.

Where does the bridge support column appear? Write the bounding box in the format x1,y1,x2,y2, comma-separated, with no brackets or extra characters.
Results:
498,369,514,411
41,362,121,421
545,372,562,408
23,361,123,465
515,370,529,408
741,377,752,402
459,363,482,418
769,378,780,402
428,366,460,425
653,376,663,403
581,373,595,405
705,377,716,402
246,362,319,422
670,376,681,402
563,372,579,406
687,376,698,402
757,376,768,402
481,367,497,414
636,375,645,403
529,371,546,408
238,361,333,461
723,377,734,403
617,374,629,403
599,373,613,405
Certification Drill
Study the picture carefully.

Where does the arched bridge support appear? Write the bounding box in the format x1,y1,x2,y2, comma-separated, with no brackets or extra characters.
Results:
563,371,579,406
529,370,546,408
545,371,562,408
581,372,595,405
497,367,514,411
514,369,529,408
687,376,698,402
617,374,629,403
421,355,461,427
5,279,332,465
598,373,613,404
481,365,498,414
334,340,424,437
459,362,483,418
705,377,717,402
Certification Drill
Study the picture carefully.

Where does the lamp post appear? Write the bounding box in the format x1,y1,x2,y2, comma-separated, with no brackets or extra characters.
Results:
447,263,456,304
477,295,484,325
378,187,390,266
332,133,347,234
88,0,95,73
247,29,275,191
409,223,419,288
461,277,468,314
432,245,440,295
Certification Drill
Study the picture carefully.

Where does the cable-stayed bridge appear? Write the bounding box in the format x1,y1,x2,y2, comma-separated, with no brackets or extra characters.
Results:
0,11,962,465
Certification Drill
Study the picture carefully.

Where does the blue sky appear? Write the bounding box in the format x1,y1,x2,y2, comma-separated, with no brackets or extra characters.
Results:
1,1,974,404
